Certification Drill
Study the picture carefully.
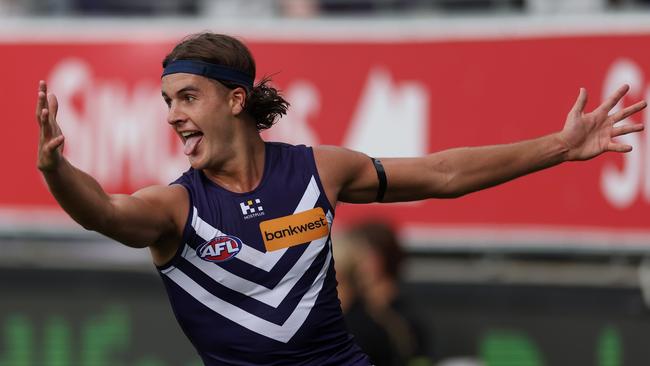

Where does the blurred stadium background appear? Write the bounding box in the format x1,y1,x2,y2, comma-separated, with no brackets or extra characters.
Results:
3,0,650,365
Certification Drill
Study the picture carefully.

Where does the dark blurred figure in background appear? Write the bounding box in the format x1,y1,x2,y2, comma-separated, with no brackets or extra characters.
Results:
335,221,433,366
335,226,397,365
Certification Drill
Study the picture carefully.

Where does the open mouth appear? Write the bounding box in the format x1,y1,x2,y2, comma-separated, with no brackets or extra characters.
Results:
181,131,204,156
181,130,202,141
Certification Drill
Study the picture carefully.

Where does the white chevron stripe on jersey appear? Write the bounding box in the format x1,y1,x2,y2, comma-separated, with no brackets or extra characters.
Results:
163,239,333,343
182,211,333,308
191,175,321,272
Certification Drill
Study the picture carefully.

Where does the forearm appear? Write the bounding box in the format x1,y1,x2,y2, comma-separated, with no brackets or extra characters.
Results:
432,132,569,197
40,158,114,231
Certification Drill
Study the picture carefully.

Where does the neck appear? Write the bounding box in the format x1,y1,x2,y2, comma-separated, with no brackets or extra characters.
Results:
203,120,266,193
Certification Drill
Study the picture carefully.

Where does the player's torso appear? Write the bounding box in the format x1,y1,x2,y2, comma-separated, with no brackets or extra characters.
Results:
157,142,367,366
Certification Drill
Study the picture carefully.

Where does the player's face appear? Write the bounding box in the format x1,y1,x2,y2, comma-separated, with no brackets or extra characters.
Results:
161,73,236,170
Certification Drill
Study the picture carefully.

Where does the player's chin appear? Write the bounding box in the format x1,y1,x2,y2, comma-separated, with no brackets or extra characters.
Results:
187,155,207,170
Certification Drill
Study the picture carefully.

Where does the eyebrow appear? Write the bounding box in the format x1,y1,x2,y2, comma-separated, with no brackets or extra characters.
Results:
161,85,201,99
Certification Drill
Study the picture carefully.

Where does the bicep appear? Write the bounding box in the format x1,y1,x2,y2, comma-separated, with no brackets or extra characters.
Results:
101,185,187,248
340,156,452,203
315,146,454,204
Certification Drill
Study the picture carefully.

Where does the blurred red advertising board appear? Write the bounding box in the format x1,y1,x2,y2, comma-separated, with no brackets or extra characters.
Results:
4,31,650,248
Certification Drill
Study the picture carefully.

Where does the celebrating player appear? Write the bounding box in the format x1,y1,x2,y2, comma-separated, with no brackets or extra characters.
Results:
36,32,645,366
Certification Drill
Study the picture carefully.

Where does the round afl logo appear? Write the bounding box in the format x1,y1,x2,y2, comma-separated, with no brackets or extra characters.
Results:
197,235,243,263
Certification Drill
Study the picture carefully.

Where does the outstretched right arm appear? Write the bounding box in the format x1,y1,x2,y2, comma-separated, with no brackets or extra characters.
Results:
36,81,186,250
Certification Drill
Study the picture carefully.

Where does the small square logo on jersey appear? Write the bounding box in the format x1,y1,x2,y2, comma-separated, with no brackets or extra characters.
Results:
240,198,265,220
260,207,329,252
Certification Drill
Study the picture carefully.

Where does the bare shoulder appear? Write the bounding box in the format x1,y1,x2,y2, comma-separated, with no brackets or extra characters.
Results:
312,145,378,204
132,184,187,204
313,145,366,187
313,145,369,172
133,184,189,226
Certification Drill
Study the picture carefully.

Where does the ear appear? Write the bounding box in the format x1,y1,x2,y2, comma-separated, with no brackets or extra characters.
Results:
229,87,247,115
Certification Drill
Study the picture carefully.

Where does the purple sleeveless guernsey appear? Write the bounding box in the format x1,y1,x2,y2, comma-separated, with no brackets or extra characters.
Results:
157,142,370,366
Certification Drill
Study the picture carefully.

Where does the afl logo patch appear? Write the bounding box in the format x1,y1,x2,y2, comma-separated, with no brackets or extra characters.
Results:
196,235,242,263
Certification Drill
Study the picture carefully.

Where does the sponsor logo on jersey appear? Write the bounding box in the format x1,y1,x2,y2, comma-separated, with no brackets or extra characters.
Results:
259,207,329,252
196,235,242,263
240,198,265,220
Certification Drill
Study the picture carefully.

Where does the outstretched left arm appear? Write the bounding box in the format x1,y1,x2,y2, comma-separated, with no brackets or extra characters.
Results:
314,85,646,205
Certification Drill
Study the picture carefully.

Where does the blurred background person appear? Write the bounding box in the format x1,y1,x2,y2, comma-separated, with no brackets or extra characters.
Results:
334,226,398,366
335,220,433,366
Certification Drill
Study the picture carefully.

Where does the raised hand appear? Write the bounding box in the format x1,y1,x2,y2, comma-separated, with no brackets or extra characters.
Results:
559,84,646,161
35,80,65,171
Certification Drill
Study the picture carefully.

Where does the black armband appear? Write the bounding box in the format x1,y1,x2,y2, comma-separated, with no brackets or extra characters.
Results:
370,157,387,202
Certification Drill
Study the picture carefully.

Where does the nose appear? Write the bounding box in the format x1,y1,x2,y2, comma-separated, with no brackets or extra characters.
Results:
167,102,187,126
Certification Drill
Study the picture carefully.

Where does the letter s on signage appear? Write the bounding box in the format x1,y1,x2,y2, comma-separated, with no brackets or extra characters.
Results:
600,59,646,208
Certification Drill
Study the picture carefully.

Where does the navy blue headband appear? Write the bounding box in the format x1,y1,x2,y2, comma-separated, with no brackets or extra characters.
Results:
162,59,254,90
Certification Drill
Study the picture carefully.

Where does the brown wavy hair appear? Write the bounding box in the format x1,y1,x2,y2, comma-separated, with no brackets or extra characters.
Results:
163,32,289,131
